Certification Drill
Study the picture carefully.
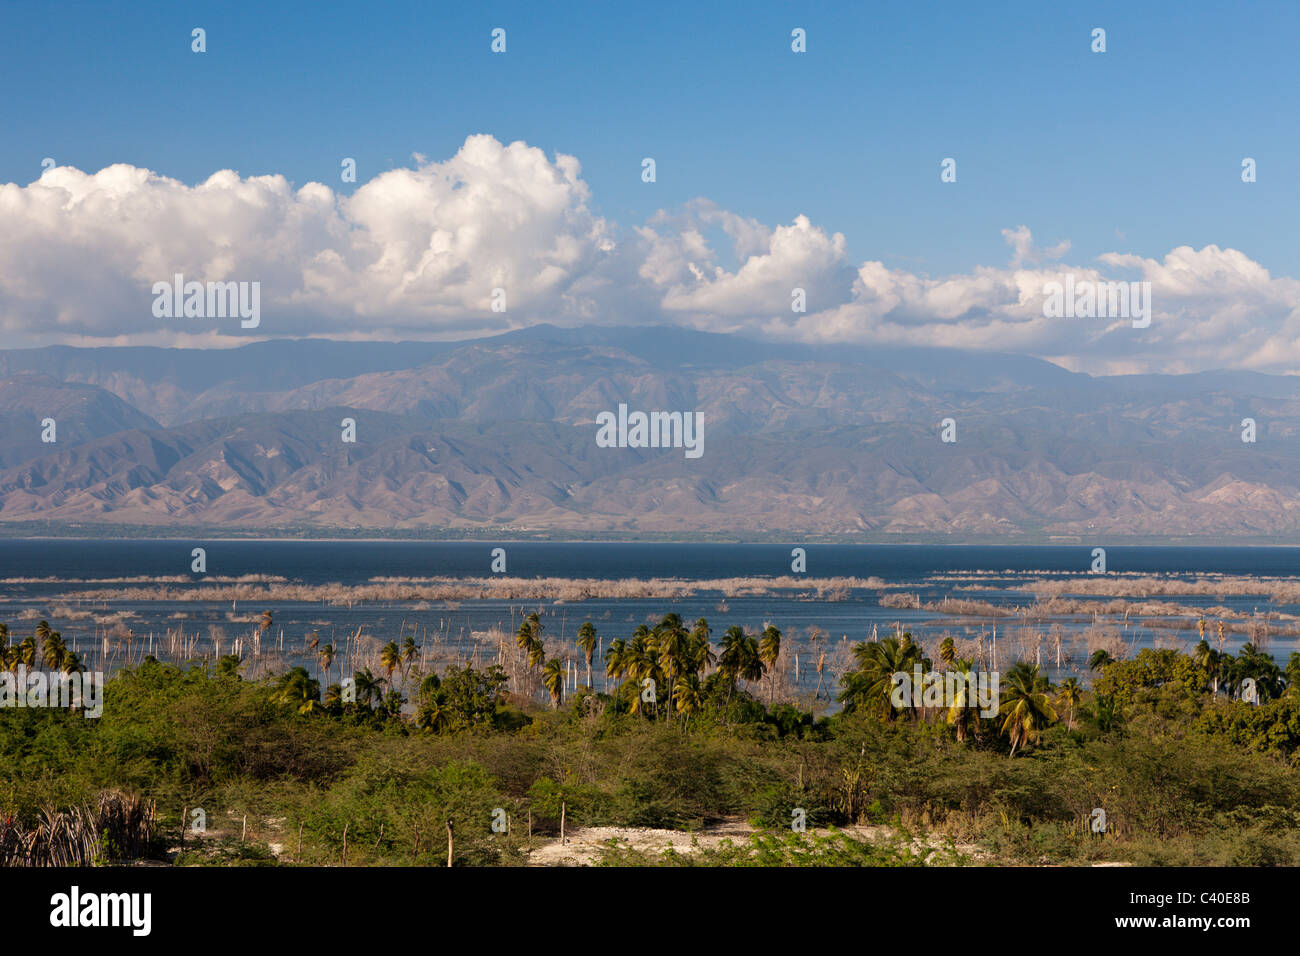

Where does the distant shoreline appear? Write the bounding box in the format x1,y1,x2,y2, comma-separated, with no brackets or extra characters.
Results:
4,528,1300,548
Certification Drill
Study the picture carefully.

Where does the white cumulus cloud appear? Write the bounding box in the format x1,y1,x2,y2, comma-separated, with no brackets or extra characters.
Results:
2,138,1299,375
0,135,614,344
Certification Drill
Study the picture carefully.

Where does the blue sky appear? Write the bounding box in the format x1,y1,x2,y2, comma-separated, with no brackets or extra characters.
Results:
2,0,1294,275
1,0,1297,373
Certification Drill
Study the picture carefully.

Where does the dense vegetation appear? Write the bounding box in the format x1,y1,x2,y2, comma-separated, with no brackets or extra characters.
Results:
3,614,1300,866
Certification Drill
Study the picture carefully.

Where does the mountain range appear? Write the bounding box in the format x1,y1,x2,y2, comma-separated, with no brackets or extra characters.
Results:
2,325,1298,540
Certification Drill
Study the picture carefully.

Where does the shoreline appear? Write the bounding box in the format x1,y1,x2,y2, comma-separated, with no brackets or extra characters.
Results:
5,535,1300,548
5,532,1300,548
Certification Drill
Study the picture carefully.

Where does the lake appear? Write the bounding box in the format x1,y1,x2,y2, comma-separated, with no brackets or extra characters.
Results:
2,540,1296,701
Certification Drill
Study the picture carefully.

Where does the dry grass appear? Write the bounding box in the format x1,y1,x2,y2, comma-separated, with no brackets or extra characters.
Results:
28,574,889,606
0,790,156,867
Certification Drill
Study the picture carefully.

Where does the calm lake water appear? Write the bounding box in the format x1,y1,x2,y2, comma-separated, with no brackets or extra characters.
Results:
6,540,1300,582
2,541,1297,698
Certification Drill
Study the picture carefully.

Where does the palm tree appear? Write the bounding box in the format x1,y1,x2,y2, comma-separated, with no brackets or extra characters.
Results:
575,622,597,689
272,667,321,714
625,626,663,717
998,661,1058,757
526,638,546,671
353,668,385,709
318,643,336,689
16,636,36,670
722,629,754,717
323,683,344,709
939,636,956,669
838,632,929,718
1056,677,1082,730
738,635,764,688
1088,648,1115,672
41,631,67,670
259,610,273,642
653,614,688,723
717,626,748,698
380,641,402,687
944,656,981,742
32,622,51,670
1227,643,1285,701
717,626,764,714
416,693,447,732
401,634,419,679
673,673,703,731
542,658,564,709
688,618,715,676
605,638,628,684
1194,639,1221,695
517,613,545,686
517,613,542,649
759,625,782,706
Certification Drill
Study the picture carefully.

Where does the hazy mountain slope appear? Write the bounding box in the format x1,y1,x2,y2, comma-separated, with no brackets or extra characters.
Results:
0,375,162,469
0,340,455,425
0,326,1084,424
1,405,1297,537
2,327,1299,538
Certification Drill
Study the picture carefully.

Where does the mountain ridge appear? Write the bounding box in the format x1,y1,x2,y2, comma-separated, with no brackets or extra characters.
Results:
1,326,1297,539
